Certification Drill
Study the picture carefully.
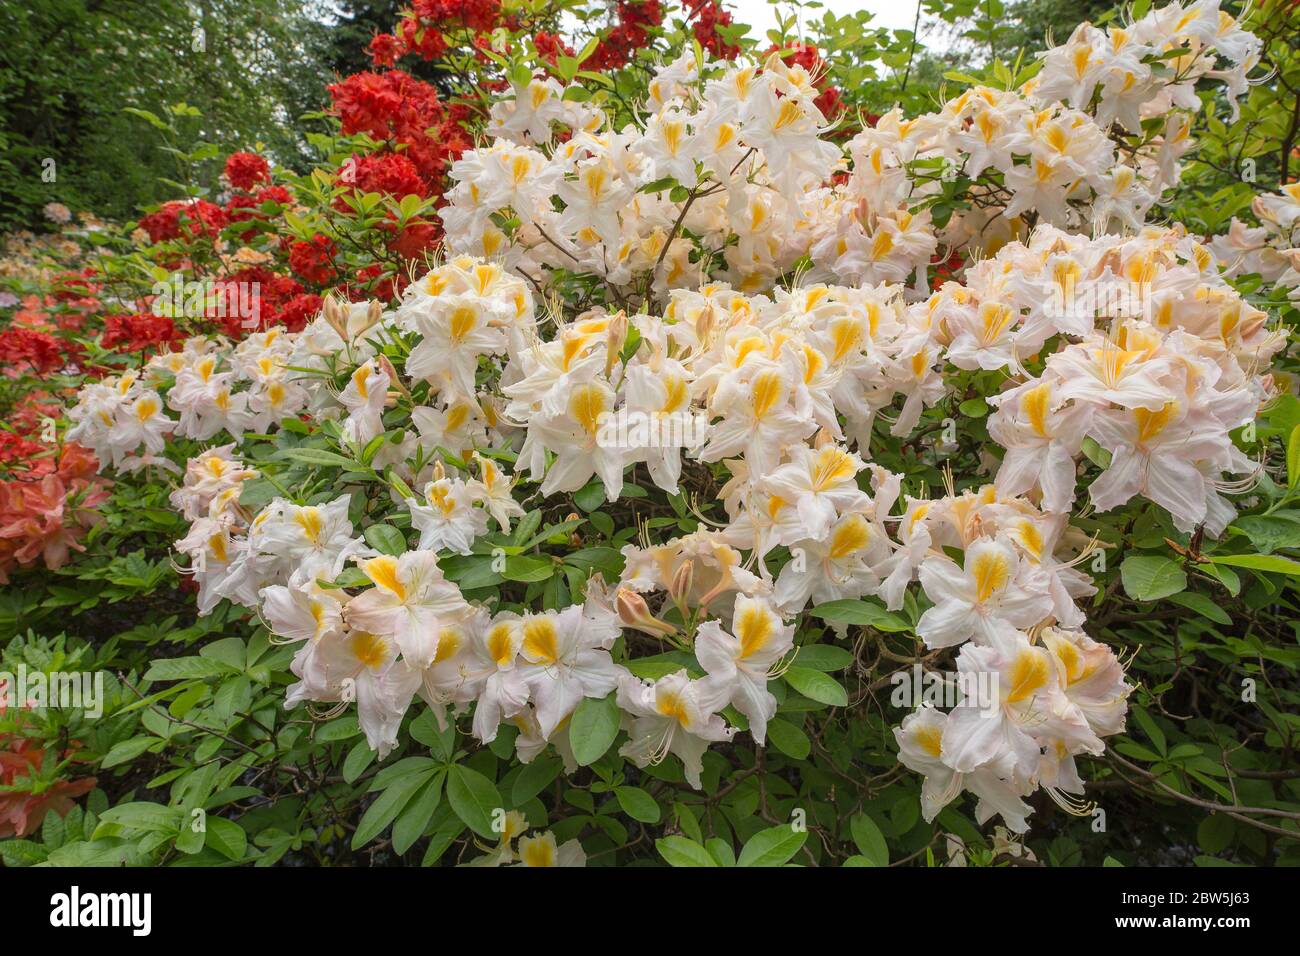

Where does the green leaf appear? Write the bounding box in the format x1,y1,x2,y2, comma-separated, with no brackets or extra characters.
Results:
656,835,719,867
101,737,158,769
205,817,248,862
706,838,736,867
573,481,606,512
316,716,361,742
765,717,811,759
1287,424,1300,487
1207,553,1300,576
392,772,445,855
278,447,361,469
1166,591,1231,626
501,554,556,583
809,599,910,632
123,106,169,130
1130,706,1166,755
144,656,232,681
352,769,432,849
736,825,807,867
1197,814,1235,854
363,524,407,556
342,740,376,783
511,755,563,805
850,814,889,866
97,802,180,834
445,764,503,839
791,644,854,671
614,786,662,823
174,817,206,854
1231,512,1300,555
569,692,621,766
784,667,848,707
1120,555,1187,601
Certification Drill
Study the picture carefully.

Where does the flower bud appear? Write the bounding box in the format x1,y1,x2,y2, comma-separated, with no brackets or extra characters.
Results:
616,587,677,637
668,558,695,610
605,310,629,377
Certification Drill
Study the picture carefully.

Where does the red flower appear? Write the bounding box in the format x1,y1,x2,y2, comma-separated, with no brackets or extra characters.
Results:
0,433,46,468
0,328,68,376
224,151,270,191
815,85,845,120
100,313,184,355
368,32,406,67
397,16,449,60
351,152,430,199
684,0,739,60
288,235,339,286
0,474,109,582
329,70,446,143
138,199,228,244
349,264,407,303
0,711,97,839
276,293,323,333
411,0,502,32
534,31,574,65
50,269,101,303
225,184,292,223
386,219,441,261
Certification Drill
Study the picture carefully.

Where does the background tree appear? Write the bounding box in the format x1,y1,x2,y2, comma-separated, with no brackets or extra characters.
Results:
0,0,331,231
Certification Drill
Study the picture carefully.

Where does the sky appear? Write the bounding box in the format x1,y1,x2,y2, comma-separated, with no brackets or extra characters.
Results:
723,0,926,40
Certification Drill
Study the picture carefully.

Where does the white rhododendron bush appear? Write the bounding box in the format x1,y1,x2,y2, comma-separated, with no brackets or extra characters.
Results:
12,0,1300,867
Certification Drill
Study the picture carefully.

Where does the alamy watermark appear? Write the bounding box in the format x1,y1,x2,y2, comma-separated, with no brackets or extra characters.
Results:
151,275,261,328
1044,277,1154,326
595,410,708,450
0,665,105,718
890,663,999,716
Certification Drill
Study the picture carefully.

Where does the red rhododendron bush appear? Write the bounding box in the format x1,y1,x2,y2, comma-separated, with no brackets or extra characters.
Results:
0,0,1299,872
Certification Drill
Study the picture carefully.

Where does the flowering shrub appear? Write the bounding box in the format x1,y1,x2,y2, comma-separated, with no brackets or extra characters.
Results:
2,0,1300,868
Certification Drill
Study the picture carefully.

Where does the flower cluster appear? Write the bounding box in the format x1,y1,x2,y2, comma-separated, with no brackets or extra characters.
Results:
444,1,1257,303
1210,181,1300,300
59,2,1288,837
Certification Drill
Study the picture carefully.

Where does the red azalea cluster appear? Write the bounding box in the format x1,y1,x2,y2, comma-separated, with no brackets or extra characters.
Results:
348,264,409,302
0,457,109,582
0,432,46,467
14,290,96,338
206,267,318,336
369,0,505,66
765,42,847,122
49,269,101,305
0,711,96,838
384,219,441,262
415,0,502,32
684,0,740,60
8,393,64,440
351,153,430,200
0,328,76,377
225,184,293,223
533,31,574,65
329,70,445,142
368,31,407,67
589,0,665,70
288,235,339,286
138,199,229,244
224,151,271,191
328,70,469,192
100,313,184,355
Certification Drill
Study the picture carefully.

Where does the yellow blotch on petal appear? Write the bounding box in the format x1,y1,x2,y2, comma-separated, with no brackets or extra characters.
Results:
1006,648,1050,703
522,617,560,665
